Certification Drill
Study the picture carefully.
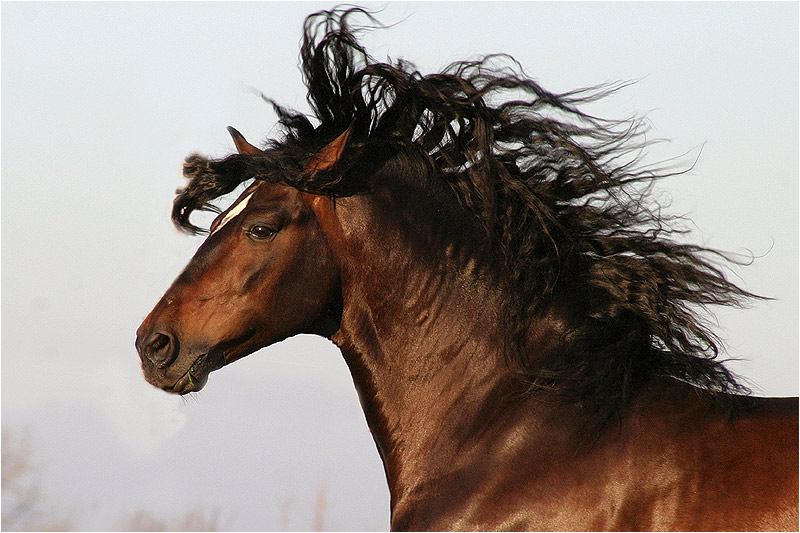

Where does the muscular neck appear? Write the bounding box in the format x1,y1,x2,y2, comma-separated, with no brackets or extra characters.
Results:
314,193,526,517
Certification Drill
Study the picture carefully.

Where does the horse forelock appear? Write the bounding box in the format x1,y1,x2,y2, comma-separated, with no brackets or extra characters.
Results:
173,7,758,424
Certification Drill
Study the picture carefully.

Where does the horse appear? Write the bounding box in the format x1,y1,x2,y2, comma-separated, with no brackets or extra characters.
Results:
136,8,798,531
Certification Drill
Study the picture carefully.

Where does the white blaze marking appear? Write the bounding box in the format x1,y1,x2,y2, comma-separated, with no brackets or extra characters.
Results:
212,190,256,235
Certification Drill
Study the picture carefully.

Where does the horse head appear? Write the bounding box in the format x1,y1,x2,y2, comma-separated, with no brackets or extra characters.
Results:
135,128,347,393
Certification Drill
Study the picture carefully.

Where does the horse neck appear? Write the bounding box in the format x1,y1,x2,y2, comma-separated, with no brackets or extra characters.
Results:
313,192,521,501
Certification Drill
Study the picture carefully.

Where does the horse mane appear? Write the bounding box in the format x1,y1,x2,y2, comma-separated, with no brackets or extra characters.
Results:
176,7,758,424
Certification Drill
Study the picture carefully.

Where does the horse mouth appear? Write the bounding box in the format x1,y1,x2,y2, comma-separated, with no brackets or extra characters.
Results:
165,353,215,394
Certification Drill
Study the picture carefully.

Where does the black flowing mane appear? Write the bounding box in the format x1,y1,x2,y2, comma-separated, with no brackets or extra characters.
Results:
176,7,758,422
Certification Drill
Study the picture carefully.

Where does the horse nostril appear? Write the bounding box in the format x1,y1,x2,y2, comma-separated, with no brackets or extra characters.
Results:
151,334,169,353
141,332,178,368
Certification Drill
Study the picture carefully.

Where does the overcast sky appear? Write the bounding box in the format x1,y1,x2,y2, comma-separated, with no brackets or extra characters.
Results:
2,2,797,530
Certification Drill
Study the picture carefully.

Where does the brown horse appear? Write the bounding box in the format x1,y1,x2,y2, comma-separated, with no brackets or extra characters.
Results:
136,8,798,531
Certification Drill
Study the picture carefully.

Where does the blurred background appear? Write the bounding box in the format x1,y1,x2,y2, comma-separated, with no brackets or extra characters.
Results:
2,2,797,531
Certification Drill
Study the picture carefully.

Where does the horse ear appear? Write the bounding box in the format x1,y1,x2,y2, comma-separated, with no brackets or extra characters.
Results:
308,126,352,172
226,126,262,156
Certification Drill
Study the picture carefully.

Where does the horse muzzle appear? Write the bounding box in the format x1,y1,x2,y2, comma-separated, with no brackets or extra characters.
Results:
136,319,256,394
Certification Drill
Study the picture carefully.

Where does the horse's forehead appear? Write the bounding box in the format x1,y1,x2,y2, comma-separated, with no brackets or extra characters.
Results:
211,189,257,235
211,182,301,235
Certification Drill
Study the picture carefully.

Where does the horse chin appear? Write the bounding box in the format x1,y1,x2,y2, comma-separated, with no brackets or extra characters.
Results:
166,366,210,395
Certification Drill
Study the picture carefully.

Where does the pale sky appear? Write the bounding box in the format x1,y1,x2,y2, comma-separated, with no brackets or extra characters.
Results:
2,2,797,530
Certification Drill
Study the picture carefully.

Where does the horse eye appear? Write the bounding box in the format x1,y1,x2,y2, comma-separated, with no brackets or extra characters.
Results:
247,225,277,240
